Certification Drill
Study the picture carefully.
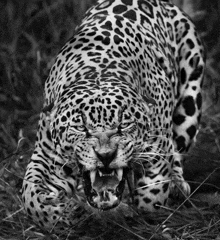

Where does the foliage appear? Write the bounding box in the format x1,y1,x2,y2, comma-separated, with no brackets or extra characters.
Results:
0,0,220,239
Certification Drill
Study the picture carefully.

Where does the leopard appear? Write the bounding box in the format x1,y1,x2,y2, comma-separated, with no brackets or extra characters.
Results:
22,0,205,230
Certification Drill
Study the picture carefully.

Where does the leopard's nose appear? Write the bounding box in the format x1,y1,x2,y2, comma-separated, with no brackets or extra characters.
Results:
95,149,117,167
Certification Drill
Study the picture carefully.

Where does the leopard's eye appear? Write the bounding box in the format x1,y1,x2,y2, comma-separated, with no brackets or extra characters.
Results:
119,122,133,130
71,125,87,132
76,125,86,131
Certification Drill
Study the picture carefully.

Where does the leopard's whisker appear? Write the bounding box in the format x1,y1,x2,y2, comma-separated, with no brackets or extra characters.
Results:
135,179,172,190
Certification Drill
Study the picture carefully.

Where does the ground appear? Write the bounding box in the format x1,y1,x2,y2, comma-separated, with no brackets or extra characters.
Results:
0,0,220,239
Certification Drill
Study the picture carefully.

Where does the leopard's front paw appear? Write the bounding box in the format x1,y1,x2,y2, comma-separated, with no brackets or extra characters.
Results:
170,175,191,199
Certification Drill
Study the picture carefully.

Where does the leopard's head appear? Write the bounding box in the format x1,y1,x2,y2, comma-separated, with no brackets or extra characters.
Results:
48,87,154,210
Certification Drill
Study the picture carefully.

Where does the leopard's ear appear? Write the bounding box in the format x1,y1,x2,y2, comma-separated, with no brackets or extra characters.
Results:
153,46,172,79
141,93,156,115
142,94,156,108
42,101,55,124
42,101,54,113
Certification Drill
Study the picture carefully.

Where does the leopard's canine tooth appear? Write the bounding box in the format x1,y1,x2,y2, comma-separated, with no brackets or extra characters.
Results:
90,170,96,184
116,168,123,181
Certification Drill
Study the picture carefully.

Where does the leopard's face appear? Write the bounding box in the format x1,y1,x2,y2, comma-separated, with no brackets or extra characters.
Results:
49,89,151,210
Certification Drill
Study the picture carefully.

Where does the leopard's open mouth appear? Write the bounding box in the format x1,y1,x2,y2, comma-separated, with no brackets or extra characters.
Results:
82,167,129,210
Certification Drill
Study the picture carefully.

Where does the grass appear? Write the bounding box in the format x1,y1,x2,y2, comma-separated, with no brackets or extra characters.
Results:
0,0,220,239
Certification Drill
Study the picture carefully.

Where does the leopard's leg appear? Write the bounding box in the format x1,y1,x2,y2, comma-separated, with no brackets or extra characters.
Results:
22,113,80,230
133,140,176,211
133,159,171,211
